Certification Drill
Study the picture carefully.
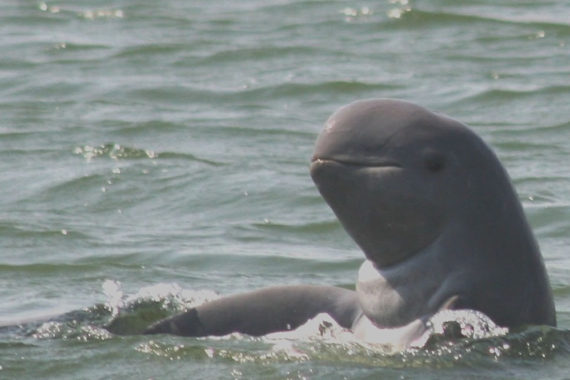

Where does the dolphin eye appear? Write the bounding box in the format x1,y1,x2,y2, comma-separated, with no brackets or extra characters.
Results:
423,151,446,173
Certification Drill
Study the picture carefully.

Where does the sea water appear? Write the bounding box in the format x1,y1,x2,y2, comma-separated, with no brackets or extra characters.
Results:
0,1,569,379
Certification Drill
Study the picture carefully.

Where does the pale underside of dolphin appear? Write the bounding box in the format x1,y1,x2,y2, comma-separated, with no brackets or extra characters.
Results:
143,99,556,347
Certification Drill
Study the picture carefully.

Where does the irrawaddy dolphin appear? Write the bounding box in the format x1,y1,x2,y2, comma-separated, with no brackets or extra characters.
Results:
143,99,556,346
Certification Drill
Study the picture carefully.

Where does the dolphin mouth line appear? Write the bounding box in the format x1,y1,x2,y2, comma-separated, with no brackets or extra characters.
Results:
311,156,402,168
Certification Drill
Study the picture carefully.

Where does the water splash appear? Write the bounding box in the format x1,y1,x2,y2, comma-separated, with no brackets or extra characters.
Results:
387,0,412,19
38,2,60,14
81,9,124,20
37,2,124,20
15,282,568,367
33,320,112,341
418,309,509,348
74,144,157,162
102,279,124,318
103,281,219,335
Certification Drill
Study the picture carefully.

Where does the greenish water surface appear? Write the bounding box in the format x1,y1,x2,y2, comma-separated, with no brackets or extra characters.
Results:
0,1,569,379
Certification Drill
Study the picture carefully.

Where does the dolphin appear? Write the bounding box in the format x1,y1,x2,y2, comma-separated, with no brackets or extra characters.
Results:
143,99,556,345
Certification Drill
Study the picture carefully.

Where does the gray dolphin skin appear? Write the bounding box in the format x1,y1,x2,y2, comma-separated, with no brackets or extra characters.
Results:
144,99,556,342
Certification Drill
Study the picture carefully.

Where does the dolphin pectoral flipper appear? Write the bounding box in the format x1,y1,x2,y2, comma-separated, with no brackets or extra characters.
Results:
144,285,362,337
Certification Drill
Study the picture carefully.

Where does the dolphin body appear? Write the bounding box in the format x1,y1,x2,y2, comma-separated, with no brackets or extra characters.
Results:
144,99,556,347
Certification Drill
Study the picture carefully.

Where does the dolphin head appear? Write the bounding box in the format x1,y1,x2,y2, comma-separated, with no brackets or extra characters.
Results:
310,99,503,268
